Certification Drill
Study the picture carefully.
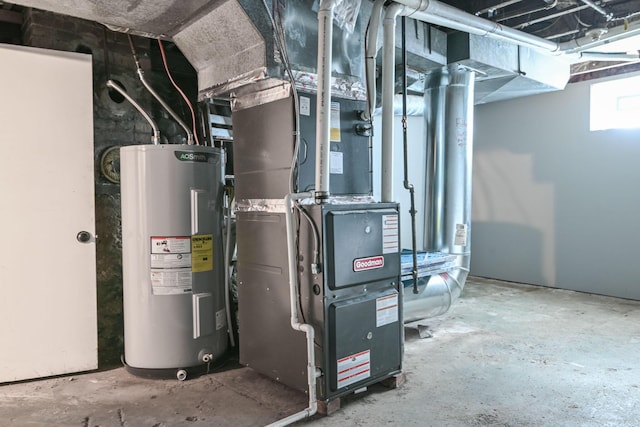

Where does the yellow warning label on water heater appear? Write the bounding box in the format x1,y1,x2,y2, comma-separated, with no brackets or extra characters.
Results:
191,234,213,273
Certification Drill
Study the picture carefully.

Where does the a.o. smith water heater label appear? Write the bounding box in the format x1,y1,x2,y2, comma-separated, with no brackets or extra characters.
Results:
337,350,371,389
382,214,399,254
151,236,191,254
454,223,468,246
150,236,192,268
150,236,193,295
376,294,399,327
191,234,213,273
150,269,193,295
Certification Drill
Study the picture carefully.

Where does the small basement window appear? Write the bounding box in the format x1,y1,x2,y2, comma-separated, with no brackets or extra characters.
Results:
590,74,640,131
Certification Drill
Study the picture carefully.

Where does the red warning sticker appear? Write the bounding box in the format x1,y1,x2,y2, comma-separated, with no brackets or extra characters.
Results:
337,350,371,388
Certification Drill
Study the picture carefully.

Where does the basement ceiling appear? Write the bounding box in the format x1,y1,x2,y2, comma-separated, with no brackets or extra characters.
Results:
444,0,639,44
440,0,640,76
0,0,639,77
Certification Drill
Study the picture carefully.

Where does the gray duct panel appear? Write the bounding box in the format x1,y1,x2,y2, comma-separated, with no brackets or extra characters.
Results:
447,32,569,104
392,20,448,73
448,31,519,79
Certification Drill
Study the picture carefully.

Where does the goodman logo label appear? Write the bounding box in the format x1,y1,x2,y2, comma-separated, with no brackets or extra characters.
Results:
174,151,212,162
353,256,384,272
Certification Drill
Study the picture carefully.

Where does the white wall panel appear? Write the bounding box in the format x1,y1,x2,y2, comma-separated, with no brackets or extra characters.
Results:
472,72,640,300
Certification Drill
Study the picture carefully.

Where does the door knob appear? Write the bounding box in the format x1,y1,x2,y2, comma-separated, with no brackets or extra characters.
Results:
76,231,92,243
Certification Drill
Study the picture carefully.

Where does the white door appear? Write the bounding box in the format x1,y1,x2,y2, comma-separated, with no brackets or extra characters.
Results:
0,44,97,383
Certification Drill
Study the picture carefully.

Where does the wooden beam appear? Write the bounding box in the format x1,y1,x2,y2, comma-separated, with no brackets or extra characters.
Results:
0,9,22,25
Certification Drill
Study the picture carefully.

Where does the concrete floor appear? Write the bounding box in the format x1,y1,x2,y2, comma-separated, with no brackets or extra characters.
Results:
1,277,639,426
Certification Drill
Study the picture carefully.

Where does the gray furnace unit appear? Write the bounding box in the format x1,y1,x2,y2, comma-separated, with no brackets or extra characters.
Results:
120,144,228,380
233,90,403,404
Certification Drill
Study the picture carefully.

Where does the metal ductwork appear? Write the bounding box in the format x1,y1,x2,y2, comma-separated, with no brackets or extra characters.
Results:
447,32,570,104
403,64,474,322
10,0,280,99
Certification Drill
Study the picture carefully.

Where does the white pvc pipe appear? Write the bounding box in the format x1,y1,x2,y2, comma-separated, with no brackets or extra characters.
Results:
381,4,404,203
266,191,319,427
314,0,338,202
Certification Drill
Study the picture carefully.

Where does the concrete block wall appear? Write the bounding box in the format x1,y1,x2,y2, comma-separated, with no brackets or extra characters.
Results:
21,8,198,366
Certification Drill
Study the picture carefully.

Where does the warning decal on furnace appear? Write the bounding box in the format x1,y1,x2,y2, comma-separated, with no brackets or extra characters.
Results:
337,350,370,389
376,294,399,327
382,214,399,254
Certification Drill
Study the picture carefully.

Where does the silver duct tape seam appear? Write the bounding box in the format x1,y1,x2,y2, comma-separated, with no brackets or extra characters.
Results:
235,199,288,213
236,196,376,212
230,79,292,111
200,67,268,100
292,70,367,100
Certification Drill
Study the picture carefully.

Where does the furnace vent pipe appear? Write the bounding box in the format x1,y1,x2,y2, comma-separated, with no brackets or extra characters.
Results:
314,0,340,203
404,65,475,322
381,3,405,203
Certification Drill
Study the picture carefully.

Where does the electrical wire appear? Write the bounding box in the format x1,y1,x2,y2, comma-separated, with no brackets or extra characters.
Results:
296,205,321,272
575,11,593,28
157,39,200,145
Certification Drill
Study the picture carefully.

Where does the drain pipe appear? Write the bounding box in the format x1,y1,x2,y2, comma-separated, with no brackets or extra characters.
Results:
381,3,404,202
106,80,160,144
127,35,194,145
314,0,338,203
267,191,320,427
